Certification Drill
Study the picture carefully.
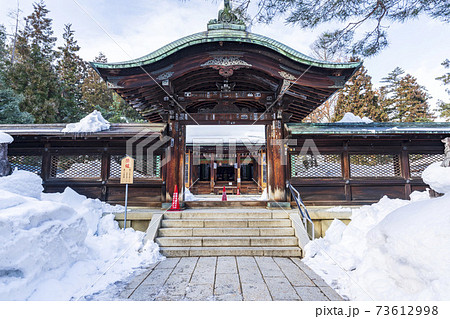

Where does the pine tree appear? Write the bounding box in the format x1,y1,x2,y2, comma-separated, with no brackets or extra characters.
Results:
381,68,434,122
333,63,388,122
6,1,62,123
0,25,33,124
56,24,86,122
436,59,450,121
81,52,114,114
82,52,143,122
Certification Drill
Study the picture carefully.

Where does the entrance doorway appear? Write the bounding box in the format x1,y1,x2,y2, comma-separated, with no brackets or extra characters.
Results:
185,125,266,197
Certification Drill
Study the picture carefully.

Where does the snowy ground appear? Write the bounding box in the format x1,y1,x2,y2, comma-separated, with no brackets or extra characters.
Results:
303,162,450,301
0,170,163,301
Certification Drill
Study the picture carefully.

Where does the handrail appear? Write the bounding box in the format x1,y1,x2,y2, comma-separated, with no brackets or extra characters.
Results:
287,181,314,240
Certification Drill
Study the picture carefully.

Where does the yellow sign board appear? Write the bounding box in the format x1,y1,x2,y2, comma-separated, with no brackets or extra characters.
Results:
120,156,134,184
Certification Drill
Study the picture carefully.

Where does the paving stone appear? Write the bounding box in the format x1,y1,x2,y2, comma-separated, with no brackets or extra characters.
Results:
290,258,330,287
154,294,184,301
236,257,264,284
255,257,285,278
140,268,173,287
312,278,329,287
216,256,237,274
125,269,152,290
214,273,242,301
295,287,329,301
157,273,192,298
184,284,215,301
264,276,300,301
129,285,161,301
274,257,315,287
172,257,198,275
190,257,216,285
241,283,272,301
290,258,321,280
155,257,180,269
118,288,135,300
320,286,345,301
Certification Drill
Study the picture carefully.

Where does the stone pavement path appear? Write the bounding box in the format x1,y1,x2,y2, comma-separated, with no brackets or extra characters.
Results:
119,257,344,301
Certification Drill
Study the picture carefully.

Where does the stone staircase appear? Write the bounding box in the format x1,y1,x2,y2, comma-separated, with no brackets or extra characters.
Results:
156,208,302,257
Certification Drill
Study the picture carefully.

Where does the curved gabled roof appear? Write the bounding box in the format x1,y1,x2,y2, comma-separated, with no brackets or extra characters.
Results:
90,5,362,123
92,28,361,71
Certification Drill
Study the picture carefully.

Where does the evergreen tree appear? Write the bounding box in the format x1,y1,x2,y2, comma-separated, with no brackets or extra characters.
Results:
436,59,450,121
56,24,86,122
81,52,114,114
82,52,143,122
233,0,450,56
381,68,434,122
0,25,33,124
6,1,62,123
333,62,388,122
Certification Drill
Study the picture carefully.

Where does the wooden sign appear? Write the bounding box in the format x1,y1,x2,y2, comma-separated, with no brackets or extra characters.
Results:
120,156,134,184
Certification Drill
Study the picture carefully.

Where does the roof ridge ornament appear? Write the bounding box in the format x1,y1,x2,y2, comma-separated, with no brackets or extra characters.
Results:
208,0,247,31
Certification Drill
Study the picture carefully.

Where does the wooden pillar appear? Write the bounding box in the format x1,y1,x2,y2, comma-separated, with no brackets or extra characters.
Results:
165,121,185,202
100,142,109,202
41,142,51,182
266,120,286,202
342,141,351,203
401,143,412,199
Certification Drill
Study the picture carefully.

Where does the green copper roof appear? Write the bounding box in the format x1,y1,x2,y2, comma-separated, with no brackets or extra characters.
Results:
92,28,361,70
286,122,450,135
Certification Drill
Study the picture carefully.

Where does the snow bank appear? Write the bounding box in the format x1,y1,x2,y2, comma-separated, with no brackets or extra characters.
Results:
337,112,373,124
0,170,162,301
62,110,110,133
0,170,43,199
184,188,198,201
0,131,13,144
304,186,450,300
259,188,268,201
422,162,450,194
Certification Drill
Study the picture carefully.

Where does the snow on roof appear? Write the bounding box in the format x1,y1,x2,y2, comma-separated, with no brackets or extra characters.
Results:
62,110,110,133
0,131,14,144
186,125,265,144
337,112,373,124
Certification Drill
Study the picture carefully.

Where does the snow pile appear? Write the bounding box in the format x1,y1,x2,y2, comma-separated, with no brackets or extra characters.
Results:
0,131,13,144
422,162,450,194
184,188,198,201
259,188,268,200
337,112,373,124
304,177,450,300
0,169,43,199
0,170,162,301
62,110,110,133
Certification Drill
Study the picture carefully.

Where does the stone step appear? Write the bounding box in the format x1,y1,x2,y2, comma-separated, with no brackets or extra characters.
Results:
158,227,295,237
155,236,299,247
160,246,302,257
164,211,288,219
161,219,292,228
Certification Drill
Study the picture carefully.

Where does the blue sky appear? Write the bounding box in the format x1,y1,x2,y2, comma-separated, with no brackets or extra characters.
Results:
1,0,449,113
